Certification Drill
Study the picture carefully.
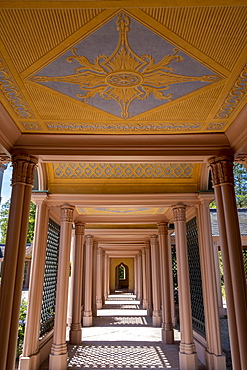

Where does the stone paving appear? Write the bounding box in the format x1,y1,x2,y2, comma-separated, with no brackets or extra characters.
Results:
39,293,209,370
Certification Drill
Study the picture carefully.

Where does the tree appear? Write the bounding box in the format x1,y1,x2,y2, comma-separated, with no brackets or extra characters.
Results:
233,163,247,208
210,163,247,208
0,200,36,244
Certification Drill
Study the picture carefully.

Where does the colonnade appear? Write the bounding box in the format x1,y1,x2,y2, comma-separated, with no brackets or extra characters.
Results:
0,154,246,370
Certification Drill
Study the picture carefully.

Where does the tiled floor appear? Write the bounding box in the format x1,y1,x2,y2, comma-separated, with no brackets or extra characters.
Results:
40,293,205,370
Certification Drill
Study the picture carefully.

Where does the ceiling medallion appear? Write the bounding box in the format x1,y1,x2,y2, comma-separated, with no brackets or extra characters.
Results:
32,13,219,119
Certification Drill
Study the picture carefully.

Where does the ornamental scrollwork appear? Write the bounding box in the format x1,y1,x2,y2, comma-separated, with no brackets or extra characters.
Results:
46,122,202,132
0,56,34,118
33,13,219,119
215,63,247,119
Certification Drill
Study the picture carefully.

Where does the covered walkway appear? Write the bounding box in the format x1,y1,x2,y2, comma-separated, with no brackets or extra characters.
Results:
40,293,205,370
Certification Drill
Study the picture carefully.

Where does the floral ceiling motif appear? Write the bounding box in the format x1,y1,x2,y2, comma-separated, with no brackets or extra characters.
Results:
31,12,220,119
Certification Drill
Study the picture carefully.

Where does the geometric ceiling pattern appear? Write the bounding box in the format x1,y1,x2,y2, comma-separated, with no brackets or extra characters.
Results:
0,3,246,135
53,163,194,179
47,163,201,194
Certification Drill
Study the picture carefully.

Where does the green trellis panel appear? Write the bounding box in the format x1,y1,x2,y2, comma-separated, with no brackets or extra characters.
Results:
40,218,60,337
186,217,206,338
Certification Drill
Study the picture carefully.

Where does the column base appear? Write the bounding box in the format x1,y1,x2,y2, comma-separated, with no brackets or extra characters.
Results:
161,328,174,344
142,299,148,309
49,352,68,370
83,314,93,327
172,315,177,327
69,328,82,344
96,300,102,309
206,351,226,370
152,311,162,327
147,306,153,317
179,351,198,370
18,352,41,370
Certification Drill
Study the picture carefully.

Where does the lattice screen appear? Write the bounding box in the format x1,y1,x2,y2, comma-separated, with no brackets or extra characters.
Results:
40,218,60,337
186,217,206,337
243,248,247,279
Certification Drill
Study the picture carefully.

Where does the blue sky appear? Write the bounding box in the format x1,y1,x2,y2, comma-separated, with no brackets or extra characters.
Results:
1,164,12,205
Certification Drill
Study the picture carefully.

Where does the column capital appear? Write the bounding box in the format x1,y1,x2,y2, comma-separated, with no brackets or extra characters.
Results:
97,246,102,254
142,248,146,256
85,234,94,245
75,222,85,235
11,153,38,186
60,204,74,223
150,234,158,246
157,222,168,235
208,155,234,186
172,205,186,222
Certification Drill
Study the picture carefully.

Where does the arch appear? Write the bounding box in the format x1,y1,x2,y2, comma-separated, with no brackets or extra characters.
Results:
115,262,129,291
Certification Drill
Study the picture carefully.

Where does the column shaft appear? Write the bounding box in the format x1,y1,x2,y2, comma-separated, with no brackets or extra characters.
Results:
141,248,147,309
158,223,174,344
209,156,247,370
173,206,197,370
49,204,74,370
96,247,103,309
197,197,226,369
150,235,162,327
137,251,142,303
0,154,38,370
19,195,49,370
69,222,85,344
145,242,153,317
83,235,94,326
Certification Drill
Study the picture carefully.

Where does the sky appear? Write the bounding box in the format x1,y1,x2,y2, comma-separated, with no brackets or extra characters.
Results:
1,164,13,205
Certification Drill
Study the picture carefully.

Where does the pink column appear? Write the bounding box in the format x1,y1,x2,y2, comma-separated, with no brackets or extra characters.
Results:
69,222,85,344
137,251,142,303
141,248,148,309
134,256,138,297
19,193,49,370
150,235,162,326
104,253,108,301
208,156,247,370
83,235,94,326
0,154,38,370
107,256,110,295
168,232,176,327
172,205,198,370
96,247,103,309
49,204,74,370
145,241,153,317
158,222,174,344
92,241,97,316
197,195,226,369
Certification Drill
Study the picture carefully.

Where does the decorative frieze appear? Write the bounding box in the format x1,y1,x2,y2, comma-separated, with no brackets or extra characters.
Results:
172,205,186,222
60,204,74,223
157,222,168,235
11,153,38,186
208,156,234,186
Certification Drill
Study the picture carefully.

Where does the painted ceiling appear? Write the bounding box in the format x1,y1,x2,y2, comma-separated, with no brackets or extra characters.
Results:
47,163,200,194
0,2,246,135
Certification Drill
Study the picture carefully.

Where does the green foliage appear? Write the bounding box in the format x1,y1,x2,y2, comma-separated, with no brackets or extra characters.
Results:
0,200,10,243
0,200,36,244
17,299,28,356
119,265,125,279
234,163,247,207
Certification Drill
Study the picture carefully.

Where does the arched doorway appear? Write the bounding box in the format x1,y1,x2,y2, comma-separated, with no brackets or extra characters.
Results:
115,262,129,291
